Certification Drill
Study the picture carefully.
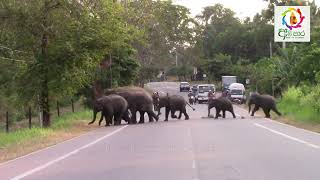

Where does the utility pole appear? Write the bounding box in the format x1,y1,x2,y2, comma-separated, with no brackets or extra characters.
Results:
109,54,112,88
282,41,286,49
269,41,273,58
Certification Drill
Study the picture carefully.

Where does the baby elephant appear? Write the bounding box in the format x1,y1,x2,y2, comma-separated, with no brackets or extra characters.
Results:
248,92,282,118
208,97,236,119
88,94,130,126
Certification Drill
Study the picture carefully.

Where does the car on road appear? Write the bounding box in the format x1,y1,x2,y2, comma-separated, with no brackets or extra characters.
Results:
195,84,215,103
228,83,246,104
179,82,190,92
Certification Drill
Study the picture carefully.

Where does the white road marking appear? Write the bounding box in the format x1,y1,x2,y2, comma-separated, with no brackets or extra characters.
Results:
192,160,196,169
235,105,320,136
10,125,128,180
0,128,99,167
254,123,320,149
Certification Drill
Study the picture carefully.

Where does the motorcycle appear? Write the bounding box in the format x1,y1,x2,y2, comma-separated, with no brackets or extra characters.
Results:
189,95,196,105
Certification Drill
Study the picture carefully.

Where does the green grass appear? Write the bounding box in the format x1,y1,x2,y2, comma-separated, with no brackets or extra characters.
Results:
278,102,320,123
0,110,92,149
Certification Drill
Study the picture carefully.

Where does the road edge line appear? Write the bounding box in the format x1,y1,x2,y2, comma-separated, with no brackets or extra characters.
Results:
235,106,320,136
254,123,320,149
10,125,128,180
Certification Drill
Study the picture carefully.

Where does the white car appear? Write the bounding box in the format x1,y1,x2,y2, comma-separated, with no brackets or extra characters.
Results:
228,83,246,103
196,84,215,103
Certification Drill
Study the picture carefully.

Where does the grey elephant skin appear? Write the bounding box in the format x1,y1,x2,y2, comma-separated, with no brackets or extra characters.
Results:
248,93,282,118
208,97,236,119
153,93,189,121
105,86,158,124
88,94,130,126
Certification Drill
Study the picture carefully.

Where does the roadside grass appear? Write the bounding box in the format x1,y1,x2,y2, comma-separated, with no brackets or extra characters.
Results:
278,102,320,123
0,109,95,162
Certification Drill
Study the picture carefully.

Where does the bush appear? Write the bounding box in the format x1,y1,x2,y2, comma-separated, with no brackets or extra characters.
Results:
279,86,320,123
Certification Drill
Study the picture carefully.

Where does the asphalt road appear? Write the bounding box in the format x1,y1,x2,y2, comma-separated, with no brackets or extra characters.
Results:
1,82,320,180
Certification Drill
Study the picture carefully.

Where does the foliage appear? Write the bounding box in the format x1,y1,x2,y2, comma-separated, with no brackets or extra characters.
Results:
278,86,320,123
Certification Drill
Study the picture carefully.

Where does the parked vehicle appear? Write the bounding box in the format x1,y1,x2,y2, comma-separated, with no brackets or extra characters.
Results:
179,82,190,92
196,84,215,104
228,83,246,104
222,76,237,91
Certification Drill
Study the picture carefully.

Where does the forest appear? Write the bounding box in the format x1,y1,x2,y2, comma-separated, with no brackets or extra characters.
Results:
1,0,320,127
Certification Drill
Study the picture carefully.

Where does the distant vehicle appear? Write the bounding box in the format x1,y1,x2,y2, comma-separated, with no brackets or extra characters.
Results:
228,83,246,104
222,76,237,91
179,82,190,92
196,84,215,104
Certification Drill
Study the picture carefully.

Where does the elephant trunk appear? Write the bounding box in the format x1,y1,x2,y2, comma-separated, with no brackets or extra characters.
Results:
88,109,98,125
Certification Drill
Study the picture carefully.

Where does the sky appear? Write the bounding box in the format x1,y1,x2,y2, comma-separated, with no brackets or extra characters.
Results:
172,0,320,19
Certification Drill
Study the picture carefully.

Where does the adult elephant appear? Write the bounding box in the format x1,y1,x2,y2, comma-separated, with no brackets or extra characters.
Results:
208,97,236,119
153,92,191,121
88,95,130,126
105,86,158,124
248,92,282,118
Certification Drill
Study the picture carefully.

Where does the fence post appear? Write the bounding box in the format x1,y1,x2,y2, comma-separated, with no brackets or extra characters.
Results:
57,101,60,117
71,99,74,113
6,111,9,133
29,107,32,129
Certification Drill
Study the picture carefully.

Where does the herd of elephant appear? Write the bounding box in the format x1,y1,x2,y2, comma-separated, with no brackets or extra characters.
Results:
88,86,282,126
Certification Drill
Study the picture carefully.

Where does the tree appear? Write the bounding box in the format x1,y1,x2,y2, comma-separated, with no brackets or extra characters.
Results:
1,0,136,127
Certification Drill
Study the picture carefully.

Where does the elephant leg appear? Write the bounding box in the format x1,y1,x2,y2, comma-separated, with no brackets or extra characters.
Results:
215,108,221,119
222,110,226,118
131,109,138,124
183,108,189,120
114,113,122,126
122,111,131,124
139,111,145,124
171,110,177,118
178,110,182,119
104,116,112,127
208,106,211,117
230,109,236,118
147,111,158,122
165,107,170,121
272,107,282,116
263,108,271,118
251,105,259,116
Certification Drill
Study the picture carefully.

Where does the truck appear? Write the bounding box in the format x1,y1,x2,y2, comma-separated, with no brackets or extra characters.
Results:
221,76,237,91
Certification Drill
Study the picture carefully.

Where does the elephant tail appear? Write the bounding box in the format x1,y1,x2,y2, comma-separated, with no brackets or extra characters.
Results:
185,101,195,111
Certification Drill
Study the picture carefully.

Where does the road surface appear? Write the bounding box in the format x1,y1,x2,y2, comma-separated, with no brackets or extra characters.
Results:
1,82,320,180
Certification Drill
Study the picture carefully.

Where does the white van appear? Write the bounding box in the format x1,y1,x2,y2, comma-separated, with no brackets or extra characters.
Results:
228,83,246,103
196,84,215,103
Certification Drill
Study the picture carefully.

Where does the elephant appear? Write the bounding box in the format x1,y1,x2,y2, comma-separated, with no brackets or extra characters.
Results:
88,94,131,126
248,92,282,118
105,86,158,124
153,92,190,121
208,97,236,119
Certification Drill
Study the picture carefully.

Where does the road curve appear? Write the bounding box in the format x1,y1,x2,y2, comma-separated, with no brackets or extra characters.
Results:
1,82,320,180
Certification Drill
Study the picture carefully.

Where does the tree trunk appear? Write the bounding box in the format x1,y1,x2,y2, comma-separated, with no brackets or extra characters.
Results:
40,3,50,127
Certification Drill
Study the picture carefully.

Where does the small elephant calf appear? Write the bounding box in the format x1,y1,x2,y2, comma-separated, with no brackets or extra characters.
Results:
88,94,130,126
208,97,236,119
